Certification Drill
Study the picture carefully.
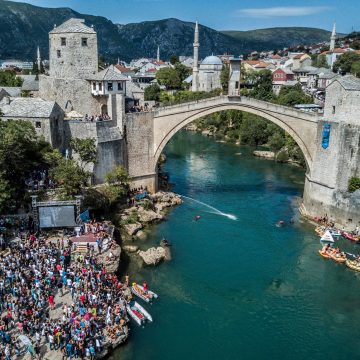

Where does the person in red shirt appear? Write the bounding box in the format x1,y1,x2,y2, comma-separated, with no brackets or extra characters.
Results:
48,294,54,309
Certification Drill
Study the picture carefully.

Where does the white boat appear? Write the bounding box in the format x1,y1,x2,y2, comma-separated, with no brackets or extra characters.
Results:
126,300,153,326
131,283,158,303
320,230,335,244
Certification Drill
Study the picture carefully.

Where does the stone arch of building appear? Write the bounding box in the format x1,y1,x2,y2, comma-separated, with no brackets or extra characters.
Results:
153,103,313,174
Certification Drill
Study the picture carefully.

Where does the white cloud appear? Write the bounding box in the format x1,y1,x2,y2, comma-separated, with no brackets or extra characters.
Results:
235,6,330,18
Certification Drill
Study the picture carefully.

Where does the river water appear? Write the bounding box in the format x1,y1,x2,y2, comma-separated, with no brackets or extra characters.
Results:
115,130,360,360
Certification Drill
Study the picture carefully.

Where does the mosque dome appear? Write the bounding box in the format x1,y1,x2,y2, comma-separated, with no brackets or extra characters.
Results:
201,55,223,65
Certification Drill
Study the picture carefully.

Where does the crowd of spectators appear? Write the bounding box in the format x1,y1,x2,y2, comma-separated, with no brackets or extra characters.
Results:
25,170,56,191
0,224,129,359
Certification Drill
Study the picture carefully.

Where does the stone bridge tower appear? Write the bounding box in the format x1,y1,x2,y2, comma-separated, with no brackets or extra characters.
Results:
49,18,98,79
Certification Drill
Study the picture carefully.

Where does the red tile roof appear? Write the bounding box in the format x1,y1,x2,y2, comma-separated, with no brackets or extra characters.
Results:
114,64,132,73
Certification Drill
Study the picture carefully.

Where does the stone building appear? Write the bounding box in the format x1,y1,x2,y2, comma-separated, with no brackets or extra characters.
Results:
39,18,126,128
191,22,223,92
303,75,360,225
0,97,64,149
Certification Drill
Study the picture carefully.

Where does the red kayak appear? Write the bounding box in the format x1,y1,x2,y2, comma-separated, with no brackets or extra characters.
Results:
341,231,358,241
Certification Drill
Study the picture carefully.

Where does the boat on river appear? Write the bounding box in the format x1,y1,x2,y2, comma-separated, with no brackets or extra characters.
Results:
126,300,153,326
319,249,331,259
320,230,335,245
131,283,158,303
316,226,341,238
345,259,360,272
341,232,359,242
330,251,347,263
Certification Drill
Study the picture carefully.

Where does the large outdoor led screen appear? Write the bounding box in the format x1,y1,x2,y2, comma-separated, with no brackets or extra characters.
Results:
39,206,76,228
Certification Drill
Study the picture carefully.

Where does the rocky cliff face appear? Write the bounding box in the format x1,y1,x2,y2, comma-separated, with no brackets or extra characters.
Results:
0,0,337,62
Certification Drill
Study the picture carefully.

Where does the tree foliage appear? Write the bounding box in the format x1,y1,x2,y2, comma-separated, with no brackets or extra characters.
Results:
277,83,313,106
0,71,23,87
348,177,360,193
244,69,274,101
144,83,161,101
312,54,329,68
156,68,182,89
50,159,91,199
333,52,360,74
220,64,230,93
70,138,97,169
0,120,54,212
351,61,360,78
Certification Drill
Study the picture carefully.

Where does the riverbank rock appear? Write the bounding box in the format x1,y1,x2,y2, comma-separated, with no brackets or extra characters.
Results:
136,230,147,240
151,191,183,208
253,150,275,159
138,247,166,265
123,245,139,253
202,129,214,136
137,207,163,223
123,222,142,236
185,124,198,131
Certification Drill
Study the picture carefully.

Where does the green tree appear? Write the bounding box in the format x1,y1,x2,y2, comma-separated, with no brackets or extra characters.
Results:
70,138,97,169
50,159,91,199
144,83,161,101
220,64,230,93
351,40,360,50
348,177,360,193
0,120,54,212
174,62,191,82
0,71,23,87
333,52,360,74
268,132,285,152
103,165,131,204
156,68,182,89
246,70,274,101
105,165,131,185
351,61,360,78
169,55,179,65
312,54,329,68
277,83,312,106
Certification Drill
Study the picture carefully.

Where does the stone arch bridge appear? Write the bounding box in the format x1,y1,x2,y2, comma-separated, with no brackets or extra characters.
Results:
125,95,320,191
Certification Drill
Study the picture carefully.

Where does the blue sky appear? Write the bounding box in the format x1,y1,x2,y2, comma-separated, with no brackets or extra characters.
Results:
11,0,359,33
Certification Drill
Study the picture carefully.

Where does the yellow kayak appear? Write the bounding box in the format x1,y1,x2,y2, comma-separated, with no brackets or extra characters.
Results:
345,259,360,272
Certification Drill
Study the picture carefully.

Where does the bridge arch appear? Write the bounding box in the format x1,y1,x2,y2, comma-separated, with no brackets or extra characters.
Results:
153,103,314,174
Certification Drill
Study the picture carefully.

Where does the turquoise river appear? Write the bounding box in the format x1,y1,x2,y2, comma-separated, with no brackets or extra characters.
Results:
115,130,360,360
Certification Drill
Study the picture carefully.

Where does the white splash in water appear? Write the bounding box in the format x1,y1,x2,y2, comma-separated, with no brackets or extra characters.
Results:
180,195,238,221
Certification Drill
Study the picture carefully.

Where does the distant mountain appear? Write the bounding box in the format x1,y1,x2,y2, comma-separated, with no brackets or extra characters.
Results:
222,27,344,51
0,0,342,62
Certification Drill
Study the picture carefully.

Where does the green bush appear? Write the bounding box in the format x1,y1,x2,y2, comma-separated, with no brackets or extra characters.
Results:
348,177,360,193
276,149,289,163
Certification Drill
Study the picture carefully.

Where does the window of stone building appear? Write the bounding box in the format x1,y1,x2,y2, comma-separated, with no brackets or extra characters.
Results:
108,82,113,91
35,121,41,128
99,83,102,91
57,50,61,58
82,38,88,47
117,82,123,91
93,82,96,91
61,37,66,46
332,106,336,114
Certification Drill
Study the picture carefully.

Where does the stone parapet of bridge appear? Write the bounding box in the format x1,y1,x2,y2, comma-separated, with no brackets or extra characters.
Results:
150,96,319,173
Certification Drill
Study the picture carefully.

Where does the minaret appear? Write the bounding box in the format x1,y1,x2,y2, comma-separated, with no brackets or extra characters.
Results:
192,21,199,92
330,22,336,51
157,46,160,62
37,46,41,73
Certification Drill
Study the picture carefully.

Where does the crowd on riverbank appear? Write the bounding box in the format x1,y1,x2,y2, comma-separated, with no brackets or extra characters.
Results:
0,221,129,359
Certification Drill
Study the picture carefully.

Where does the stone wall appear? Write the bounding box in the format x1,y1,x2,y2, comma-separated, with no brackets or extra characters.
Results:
125,112,157,192
64,121,126,183
303,78,360,226
39,76,101,115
